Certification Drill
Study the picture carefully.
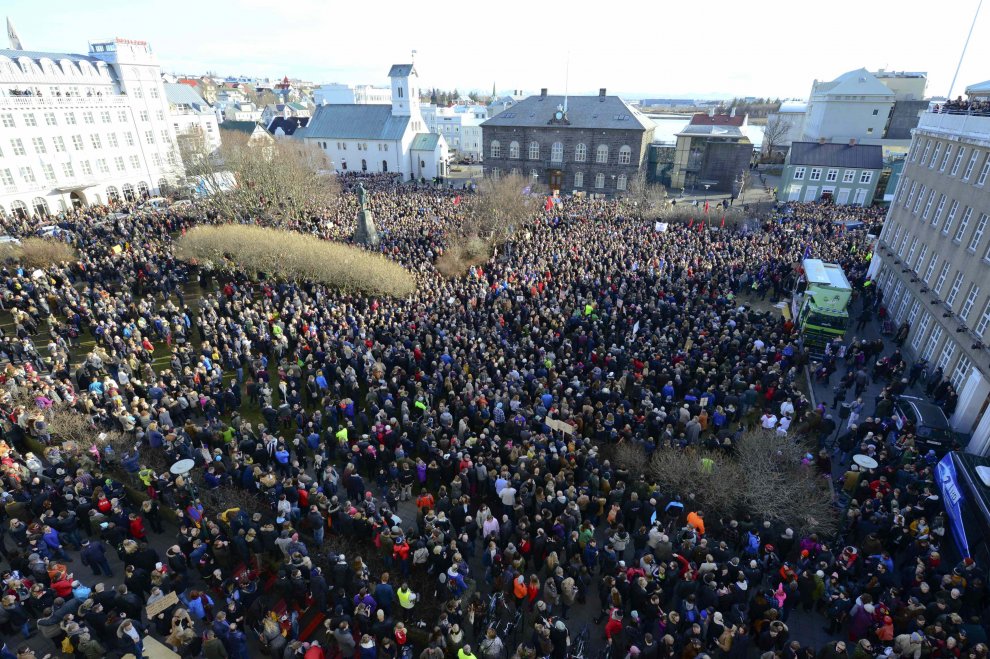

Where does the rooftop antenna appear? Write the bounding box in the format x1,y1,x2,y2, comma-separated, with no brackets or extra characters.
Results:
411,49,417,64
6,17,23,51
947,0,983,99
563,51,570,113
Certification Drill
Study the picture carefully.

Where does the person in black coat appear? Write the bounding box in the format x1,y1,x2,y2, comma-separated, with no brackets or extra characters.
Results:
310,567,329,611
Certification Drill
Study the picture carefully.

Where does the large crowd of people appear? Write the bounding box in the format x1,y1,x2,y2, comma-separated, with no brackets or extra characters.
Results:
0,179,984,659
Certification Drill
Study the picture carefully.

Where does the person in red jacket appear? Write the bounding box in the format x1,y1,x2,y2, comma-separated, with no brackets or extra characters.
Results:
605,608,624,641
128,512,146,540
51,574,74,598
392,535,410,577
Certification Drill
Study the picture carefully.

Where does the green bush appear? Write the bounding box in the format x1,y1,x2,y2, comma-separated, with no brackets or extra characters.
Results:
175,225,416,298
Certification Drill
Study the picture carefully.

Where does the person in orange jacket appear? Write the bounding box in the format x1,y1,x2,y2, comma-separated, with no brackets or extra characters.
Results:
686,510,705,536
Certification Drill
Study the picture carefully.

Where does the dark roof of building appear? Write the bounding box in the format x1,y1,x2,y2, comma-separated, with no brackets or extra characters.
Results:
296,104,409,140
481,94,652,130
689,113,745,126
220,120,263,136
0,49,101,64
388,64,415,77
267,117,309,136
789,141,883,169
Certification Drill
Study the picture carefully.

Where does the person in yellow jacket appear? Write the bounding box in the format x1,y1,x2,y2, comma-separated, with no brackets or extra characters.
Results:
458,645,477,659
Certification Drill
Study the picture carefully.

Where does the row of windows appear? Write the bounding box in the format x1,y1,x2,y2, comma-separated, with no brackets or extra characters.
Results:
792,166,872,185
489,140,633,165
316,141,390,153
896,179,990,253
910,137,990,187
489,168,627,190
1,108,164,128
4,129,171,158
1,152,156,187
878,266,986,389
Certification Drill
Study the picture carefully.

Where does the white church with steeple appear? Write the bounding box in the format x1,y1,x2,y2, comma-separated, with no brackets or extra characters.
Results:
297,62,449,181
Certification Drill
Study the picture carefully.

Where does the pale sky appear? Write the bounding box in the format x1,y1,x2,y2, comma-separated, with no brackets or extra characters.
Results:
5,0,988,100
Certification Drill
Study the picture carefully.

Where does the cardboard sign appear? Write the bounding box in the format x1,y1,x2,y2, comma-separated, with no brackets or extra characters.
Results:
546,419,575,435
146,590,179,617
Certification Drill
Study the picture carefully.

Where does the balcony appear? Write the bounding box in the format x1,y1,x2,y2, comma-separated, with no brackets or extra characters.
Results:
917,110,990,144
0,94,129,108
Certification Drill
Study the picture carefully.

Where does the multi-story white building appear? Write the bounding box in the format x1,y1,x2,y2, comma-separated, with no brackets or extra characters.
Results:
868,83,990,454
803,68,897,144
164,83,220,153
313,83,392,106
0,38,182,217
421,104,487,161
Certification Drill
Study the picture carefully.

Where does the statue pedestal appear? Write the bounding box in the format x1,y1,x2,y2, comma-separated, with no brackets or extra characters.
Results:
354,209,379,246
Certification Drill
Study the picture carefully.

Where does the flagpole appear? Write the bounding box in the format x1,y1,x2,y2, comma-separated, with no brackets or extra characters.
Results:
947,0,983,100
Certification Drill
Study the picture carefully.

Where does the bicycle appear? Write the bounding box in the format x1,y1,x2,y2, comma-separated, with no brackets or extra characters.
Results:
569,625,590,659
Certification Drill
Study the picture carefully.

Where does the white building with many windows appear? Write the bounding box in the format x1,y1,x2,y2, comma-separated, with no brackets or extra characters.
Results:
164,83,220,154
0,38,182,217
868,86,990,454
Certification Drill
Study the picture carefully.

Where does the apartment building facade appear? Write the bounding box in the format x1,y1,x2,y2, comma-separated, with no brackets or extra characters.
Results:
869,105,990,454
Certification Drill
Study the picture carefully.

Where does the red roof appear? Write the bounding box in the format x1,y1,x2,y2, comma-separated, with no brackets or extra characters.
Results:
689,113,745,126
177,78,200,88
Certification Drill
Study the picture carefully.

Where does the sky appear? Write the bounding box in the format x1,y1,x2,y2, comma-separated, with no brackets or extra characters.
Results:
4,0,989,100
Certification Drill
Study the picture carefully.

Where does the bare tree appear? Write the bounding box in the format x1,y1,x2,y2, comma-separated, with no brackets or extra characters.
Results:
649,446,745,517
463,173,538,244
181,128,338,224
623,171,669,220
762,115,793,157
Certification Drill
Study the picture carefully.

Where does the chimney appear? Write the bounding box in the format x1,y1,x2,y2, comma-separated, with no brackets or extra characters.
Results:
730,106,736,117
848,138,857,146
818,137,827,145
599,88,607,101
540,88,547,98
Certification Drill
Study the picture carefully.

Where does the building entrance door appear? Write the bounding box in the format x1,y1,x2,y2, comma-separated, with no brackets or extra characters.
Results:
548,169,563,190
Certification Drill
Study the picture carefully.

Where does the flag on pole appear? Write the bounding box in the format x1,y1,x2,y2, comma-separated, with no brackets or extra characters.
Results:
720,215,725,228
7,18,23,50
453,195,461,205
544,196,553,211
688,218,694,229
704,200,710,214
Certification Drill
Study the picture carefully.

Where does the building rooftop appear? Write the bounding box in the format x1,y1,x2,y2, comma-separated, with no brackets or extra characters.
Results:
778,100,808,113
164,83,212,113
266,117,309,136
297,104,410,140
410,133,440,151
788,141,883,169
388,64,415,77
481,94,653,131
689,113,746,127
0,48,103,64
814,68,895,98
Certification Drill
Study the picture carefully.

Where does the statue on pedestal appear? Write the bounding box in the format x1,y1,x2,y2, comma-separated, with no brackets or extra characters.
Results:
353,182,379,246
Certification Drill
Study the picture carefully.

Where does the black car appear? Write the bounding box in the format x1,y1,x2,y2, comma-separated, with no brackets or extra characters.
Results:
893,395,959,455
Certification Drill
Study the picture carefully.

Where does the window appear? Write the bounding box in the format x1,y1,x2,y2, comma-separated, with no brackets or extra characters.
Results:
826,168,838,182
904,180,918,208
18,166,34,184
961,283,981,321
978,153,990,186
872,108,879,116
946,271,964,306
509,141,519,159
934,262,950,294
906,300,921,327
915,244,928,272
922,325,943,362
65,111,76,125
867,127,874,134
929,142,942,168
129,155,140,169
152,154,161,166
923,253,938,283
24,113,36,127
107,133,118,148
951,147,965,175
595,173,605,188
490,140,501,159
125,132,134,147
911,139,924,162
842,170,855,183
71,135,84,151
951,355,972,390
139,111,149,122
528,142,540,160
809,168,822,181
616,174,627,190
83,111,94,124
963,150,980,180
397,86,403,98
100,111,111,124
10,139,25,156
574,171,584,188
117,110,127,122
859,170,873,184
618,145,631,165
90,134,102,149
596,145,609,164
0,113,13,128
921,140,932,163
114,156,125,172
906,237,918,266
976,298,990,337
944,200,959,234
932,194,947,227
913,185,926,213
937,340,955,372
969,213,988,252
911,313,931,351
96,158,109,174
31,137,46,154
145,130,154,145
550,142,563,163
793,167,805,181
897,233,909,257
922,190,936,220
61,162,74,178
80,160,92,176
940,145,953,172
954,207,973,242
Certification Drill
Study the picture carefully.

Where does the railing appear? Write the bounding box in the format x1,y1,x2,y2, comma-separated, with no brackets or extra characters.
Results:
931,105,990,117
917,110,990,142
